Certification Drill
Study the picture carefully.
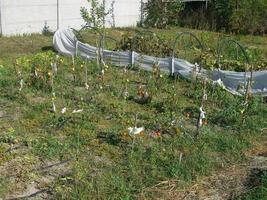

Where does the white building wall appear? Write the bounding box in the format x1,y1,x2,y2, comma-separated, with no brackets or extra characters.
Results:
0,0,142,36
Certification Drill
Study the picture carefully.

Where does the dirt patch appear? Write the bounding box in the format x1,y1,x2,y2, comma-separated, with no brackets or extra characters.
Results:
3,158,72,200
29,97,46,104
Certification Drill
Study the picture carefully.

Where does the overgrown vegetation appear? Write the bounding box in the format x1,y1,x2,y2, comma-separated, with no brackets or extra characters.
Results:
237,172,267,200
115,31,173,57
143,0,184,29
143,0,267,35
0,27,266,199
113,30,266,72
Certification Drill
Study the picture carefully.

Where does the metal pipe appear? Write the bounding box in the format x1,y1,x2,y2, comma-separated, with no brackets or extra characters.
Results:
57,0,59,30
0,0,2,35
141,0,144,27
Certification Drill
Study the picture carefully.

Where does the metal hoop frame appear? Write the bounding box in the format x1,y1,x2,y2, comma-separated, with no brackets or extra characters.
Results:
217,38,253,97
217,38,251,75
172,32,204,58
131,29,165,56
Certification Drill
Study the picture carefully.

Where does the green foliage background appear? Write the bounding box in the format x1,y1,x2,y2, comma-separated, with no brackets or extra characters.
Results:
143,0,267,35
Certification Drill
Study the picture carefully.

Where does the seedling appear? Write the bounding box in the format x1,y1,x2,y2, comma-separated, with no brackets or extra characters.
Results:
136,84,152,104
151,60,162,92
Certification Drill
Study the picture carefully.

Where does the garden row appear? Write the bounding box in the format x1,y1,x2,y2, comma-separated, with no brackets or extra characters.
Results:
76,28,267,72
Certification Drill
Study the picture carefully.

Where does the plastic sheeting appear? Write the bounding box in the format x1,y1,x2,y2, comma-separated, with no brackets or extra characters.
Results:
53,28,267,96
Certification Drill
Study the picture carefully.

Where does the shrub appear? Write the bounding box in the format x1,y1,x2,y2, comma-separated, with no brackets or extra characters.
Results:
143,0,267,35
230,0,267,35
115,32,173,57
143,0,184,28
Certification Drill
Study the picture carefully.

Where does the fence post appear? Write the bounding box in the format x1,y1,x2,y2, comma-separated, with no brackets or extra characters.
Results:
131,51,135,68
170,56,174,76
75,41,79,57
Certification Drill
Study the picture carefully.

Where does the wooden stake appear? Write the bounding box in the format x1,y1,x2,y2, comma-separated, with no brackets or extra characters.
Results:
196,78,207,135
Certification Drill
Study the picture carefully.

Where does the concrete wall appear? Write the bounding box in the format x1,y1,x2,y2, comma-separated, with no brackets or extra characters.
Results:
0,0,142,36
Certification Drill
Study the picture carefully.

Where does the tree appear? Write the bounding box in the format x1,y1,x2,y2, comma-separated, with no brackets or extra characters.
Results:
143,0,184,29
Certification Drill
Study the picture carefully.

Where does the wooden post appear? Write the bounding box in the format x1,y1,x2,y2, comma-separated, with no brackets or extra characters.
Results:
197,79,207,135
85,56,89,89
244,63,253,104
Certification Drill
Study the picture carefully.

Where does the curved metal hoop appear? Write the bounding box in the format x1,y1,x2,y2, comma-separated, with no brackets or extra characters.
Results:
217,38,250,67
71,25,103,47
100,35,118,50
131,29,164,55
172,32,204,58
217,38,253,97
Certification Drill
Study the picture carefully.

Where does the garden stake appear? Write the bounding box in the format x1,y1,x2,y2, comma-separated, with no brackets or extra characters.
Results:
72,55,76,83
96,40,101,70
242,64,253,124
51,62,57,75
52,92,56,113
191,63,198,89
101,59,109,86
179,152,183,164
130,114,138,155
123,66,128,96
19,79,24,92
196,78,207,135
52,55,59,75
85,56,89,90
51,66,54,93
244,63,253,105
152,60,161,89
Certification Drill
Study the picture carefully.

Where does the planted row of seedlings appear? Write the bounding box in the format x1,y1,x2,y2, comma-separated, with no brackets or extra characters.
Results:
15,42,253,141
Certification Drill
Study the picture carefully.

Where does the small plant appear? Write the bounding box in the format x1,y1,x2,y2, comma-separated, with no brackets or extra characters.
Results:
135,84,152,104
152,61,162,87
15,52,56,92
81,0,113,76
42,21,53,36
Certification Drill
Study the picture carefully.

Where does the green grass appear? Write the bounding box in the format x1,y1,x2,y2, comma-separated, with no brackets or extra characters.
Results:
236,172,267,200
0,27,266,199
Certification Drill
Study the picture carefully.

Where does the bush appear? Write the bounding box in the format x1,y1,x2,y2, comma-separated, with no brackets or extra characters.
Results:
115,32,173,57
230,0,267,35
143,0,184,28
143,0,267,35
